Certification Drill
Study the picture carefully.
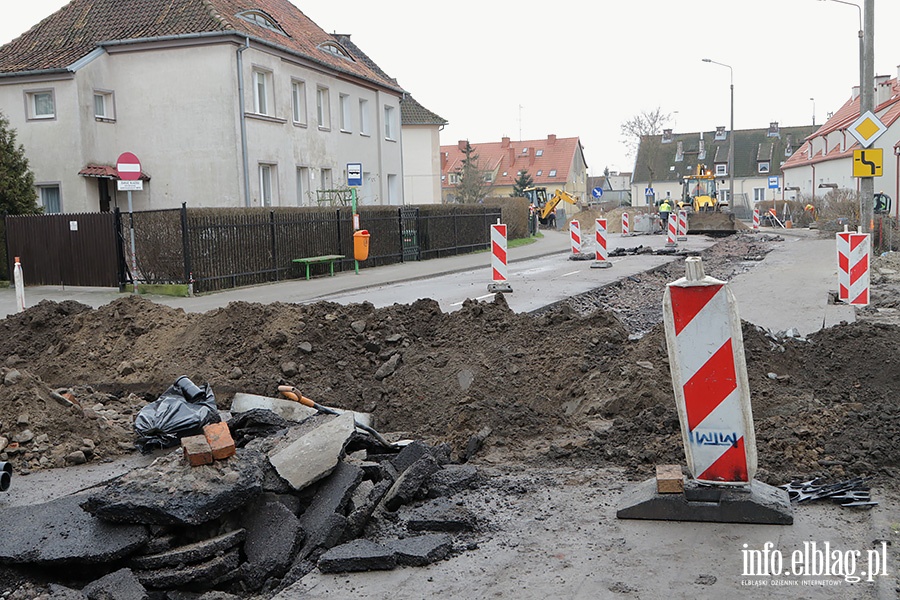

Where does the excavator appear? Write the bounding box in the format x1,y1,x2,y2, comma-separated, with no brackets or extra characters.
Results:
523,187,579,228
676,164,744,235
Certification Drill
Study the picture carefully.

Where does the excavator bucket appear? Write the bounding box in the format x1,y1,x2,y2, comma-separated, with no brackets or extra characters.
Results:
686,211,748,235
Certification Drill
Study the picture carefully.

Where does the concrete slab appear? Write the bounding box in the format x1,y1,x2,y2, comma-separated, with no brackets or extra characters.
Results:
269,412,355,491
616,478,793,525
230,393,317,422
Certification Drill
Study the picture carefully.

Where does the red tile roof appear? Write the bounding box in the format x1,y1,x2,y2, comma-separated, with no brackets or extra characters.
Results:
441,135,584,189
0,0,401,92
79,164,150,180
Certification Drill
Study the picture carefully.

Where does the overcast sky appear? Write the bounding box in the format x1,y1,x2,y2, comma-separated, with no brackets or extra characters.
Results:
4,1,900,176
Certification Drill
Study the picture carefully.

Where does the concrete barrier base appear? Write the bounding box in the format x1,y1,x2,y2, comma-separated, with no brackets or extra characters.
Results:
487,282,513,293
616,478,793,525
590,261,612,269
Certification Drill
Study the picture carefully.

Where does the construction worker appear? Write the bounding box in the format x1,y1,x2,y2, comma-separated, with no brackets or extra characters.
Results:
659,194,673,231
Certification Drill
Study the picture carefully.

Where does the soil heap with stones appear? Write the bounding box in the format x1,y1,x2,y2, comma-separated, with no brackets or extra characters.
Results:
0,233,897,490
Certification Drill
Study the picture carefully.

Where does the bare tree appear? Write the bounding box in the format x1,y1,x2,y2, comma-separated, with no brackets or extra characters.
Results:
454,141,493,204
621,108,672,198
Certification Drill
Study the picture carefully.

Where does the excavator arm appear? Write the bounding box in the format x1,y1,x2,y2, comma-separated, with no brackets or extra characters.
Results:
539,189,579,220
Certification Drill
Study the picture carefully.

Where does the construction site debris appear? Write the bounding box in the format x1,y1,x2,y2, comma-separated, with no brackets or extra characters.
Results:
779,476,878,508
133,379,220,453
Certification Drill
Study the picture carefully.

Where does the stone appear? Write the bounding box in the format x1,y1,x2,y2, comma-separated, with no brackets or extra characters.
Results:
0,495,148,565
390,440,432,474
203,422,236,460
385,534,453,567
298,341,313,354
231,393,317,423
374,353,401,380
381,455,440,511
129,530,245,570
4,369,22,385
48,584,88,599
181,435,213,467
350,320,367,333
317,539,396,573
229,367,243,379
269,412,355,491
13,429,33,443
280,361,299,378
81,449,266,526
81,568,148,600
66,450,88,465
240,497,304,590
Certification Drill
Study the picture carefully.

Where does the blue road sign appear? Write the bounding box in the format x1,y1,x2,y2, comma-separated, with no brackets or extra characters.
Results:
592,187,604,199
347,163,363,187
645,187,654,196
768,176,779,190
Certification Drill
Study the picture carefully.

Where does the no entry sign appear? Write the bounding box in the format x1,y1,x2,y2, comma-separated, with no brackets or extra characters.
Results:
116,152,142,181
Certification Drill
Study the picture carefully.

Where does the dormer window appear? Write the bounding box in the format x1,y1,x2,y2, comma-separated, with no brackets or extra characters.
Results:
237,10,285,35
715,126,726,141
522,147,529,154
318,42,353,61
662,129,674,143
758,162,770,173
549,169,557,177
536,149,543,157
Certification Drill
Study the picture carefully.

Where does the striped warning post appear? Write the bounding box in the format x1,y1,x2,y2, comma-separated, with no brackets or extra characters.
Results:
594,218,608,261
752,208,760,231
836,230,851,301
677,210,688,240
622,212,630,236
570,219,581,254
490,223,509,285
663,257,757,484
666,212,678,247
843,232,870,306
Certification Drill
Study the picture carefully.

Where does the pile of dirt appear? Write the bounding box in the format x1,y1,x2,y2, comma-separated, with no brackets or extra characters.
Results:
0,233,898,490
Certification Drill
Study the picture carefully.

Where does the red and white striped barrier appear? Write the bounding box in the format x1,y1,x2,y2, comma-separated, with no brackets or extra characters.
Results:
621,212,629,236
591,218,612,269
837,230,869,305
666,212,678,247
752,208,760,231
487,223,512,293
570,219,581,254
677,210,688,240
663,257,757,484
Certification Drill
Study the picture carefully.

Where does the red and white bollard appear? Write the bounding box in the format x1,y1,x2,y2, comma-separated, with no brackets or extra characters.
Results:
621,212,630,236
591,218,612,269
487,223,512,293
570,219,582,254
752,207,760,232
837,229,869,305
665,213,678,247
663,256,757,484
677,210,688,241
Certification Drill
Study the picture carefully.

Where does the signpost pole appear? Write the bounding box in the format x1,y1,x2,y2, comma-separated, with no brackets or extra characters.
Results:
352,187,359,275
128,190,138,294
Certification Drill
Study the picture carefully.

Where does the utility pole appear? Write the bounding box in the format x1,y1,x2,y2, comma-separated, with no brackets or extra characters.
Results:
860,0,875,233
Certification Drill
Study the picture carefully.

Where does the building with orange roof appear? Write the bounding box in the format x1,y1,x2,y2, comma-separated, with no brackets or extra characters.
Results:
440,135,588,204
782,70,900,210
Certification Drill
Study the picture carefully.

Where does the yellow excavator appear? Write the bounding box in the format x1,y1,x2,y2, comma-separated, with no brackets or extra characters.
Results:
677,164,744,234
524,187,579,228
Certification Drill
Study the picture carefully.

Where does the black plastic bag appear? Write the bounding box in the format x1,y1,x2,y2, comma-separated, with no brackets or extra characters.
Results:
134,377,221,453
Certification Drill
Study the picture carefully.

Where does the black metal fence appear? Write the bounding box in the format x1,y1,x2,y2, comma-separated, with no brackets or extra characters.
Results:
122,204,503,293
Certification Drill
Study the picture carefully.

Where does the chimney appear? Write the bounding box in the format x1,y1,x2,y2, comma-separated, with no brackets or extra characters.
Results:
501,136,510,148
441,151,447,170
458,140,467,152
876,74,891,106
508,146,515,164
851,85,860,100
547,134,557,145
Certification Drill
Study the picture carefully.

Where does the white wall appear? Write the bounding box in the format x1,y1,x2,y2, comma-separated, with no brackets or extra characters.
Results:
401,124,441,204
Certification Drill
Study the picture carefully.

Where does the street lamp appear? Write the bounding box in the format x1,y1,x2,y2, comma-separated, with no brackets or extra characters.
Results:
702,58,734,210
810,97,816,126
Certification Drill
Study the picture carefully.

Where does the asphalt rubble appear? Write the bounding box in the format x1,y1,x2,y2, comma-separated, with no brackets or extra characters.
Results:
0,392,483,599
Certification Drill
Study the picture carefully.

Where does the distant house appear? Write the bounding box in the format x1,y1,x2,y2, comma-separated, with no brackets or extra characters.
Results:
440,135,588,203
0,0,411,213
586,172,632,204
632,123,817,213
782,72,900,203
401,95,448,205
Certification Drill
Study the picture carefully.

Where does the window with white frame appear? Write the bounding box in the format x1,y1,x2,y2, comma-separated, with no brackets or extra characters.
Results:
340,93,351,132
359,98,370,135
758,162,770,174
39,185,61,213
548,169,557,177
715,163,727,176
291,80,307,125
753,188,766,202
296,166,310,205
536,170,543,176
253,70,272,115
26,89,55,120
449,173,459,184
320,168,333,190
483,172,493,183
316,87,330,129
93,91,114,120
384,105,396,140
259,164,275,206
387,174,399,204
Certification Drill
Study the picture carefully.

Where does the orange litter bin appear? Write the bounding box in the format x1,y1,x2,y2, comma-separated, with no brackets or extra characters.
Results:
353,229,370,261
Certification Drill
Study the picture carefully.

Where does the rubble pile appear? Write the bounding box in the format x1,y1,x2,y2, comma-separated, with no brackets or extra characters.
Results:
0,402,482,598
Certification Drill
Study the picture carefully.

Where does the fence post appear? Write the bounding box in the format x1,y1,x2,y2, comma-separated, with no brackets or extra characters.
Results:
270,210,278,281
113,207,127,289
335,209,343,270
180,203,193,294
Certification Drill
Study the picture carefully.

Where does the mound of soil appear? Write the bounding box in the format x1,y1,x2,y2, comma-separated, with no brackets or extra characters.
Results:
0,233,897,489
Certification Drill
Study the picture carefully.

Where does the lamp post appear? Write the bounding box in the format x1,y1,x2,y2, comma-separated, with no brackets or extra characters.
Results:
810,97,816,126
819,0,874,232
702,58,735,210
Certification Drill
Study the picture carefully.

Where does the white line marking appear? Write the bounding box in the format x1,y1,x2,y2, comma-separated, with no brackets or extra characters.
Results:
450,293,494,307
561,270,580,277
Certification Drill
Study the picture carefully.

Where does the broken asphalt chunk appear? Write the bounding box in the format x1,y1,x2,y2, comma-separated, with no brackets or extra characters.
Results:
317,539,396,573
129,529,246,570
81,567,148,600
269,412,355,491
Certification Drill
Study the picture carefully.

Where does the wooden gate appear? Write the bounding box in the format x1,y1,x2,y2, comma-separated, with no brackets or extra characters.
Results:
6,212,123,287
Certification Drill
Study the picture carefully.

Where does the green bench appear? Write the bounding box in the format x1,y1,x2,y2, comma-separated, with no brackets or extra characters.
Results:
292,254,345,280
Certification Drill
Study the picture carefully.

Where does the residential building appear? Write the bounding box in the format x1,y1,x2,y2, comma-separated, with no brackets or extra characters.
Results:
782,72,900,205
440,135,588,203
400,95,448,205
0,0,408,213
631,123,817,213
586,172,632,205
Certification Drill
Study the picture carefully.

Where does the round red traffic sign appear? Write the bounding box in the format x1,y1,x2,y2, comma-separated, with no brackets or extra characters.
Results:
116,152,142,181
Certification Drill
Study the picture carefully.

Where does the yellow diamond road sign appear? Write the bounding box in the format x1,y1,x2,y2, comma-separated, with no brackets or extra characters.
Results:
849,110,887,148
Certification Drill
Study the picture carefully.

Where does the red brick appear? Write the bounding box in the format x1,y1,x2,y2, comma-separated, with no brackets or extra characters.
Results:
181,434,213,467
203,422,236,460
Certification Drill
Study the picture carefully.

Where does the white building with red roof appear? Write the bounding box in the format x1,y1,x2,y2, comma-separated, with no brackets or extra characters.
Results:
782,70,900,208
